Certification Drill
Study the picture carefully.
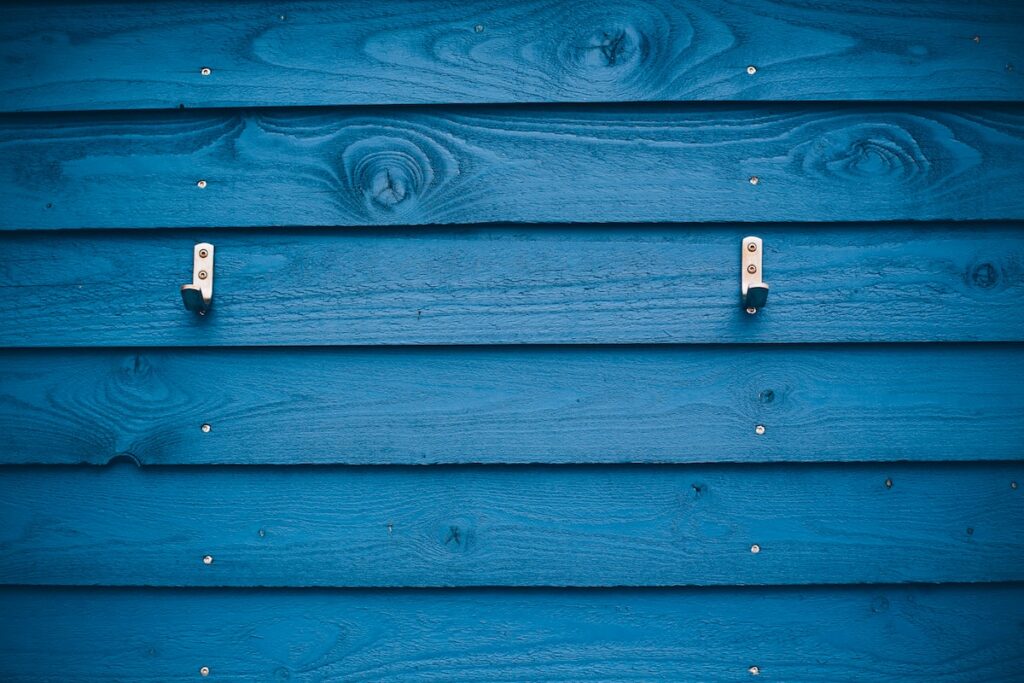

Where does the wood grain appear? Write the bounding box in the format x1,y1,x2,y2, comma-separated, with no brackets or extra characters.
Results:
3,224,1023,346
1,462,1021,586
1,0,1022,112
3,105,1024,229
1,584,1022,681
1,345,1021,466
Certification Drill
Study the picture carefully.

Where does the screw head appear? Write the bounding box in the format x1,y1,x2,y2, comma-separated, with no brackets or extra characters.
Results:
747,264,757,274
198,248,209,258
746,65,757,75
200,67,212,76
750,544,761,554
196,180,207,189
749,175,760,185
201,423,211,433
198,270,208,280
202,555,213,565
474,24,484,32
746,307,757,315
755,424,765,435
200,666,210,677
747,242,757,252
749,665,761,675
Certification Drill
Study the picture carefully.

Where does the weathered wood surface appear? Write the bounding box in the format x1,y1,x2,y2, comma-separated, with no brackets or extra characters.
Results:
3,106,1024,229
2,0,1022,112
2,345,1021,466
1,462,1020,586
2,225,1023,346
1,584,1022,682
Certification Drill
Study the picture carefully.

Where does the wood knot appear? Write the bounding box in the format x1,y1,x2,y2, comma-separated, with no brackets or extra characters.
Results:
968,261,999,289
341,133,458,219
797,122,931,186
551,1,685,93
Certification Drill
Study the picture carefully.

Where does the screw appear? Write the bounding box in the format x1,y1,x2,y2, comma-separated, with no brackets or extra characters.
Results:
200,67,212,76
885,478,893,489
202,555,213,565
749,665,761,676
474,24,484,32
201,423,211,433
200,666,210,677
746,307,757,315
746,65,757,75
198,270,208,280
196,180,207,189
747,242,757,252
755,424,765,435
747,264,757,274
749,176,760,185
198,248,209,258
750,544,761,554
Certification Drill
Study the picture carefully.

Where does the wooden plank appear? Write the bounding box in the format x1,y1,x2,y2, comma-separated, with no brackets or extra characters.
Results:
1,585,1022,682
3,224,1023,346
3,105,1024,229
2,0,1022,112
1,462,1020,586
2,345,1022,466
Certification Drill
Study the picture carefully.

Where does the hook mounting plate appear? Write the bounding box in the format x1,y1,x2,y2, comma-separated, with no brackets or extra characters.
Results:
742,236,768,314
181,242,214,314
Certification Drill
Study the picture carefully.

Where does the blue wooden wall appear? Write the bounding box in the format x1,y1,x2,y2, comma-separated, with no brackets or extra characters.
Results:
1,1,1023,680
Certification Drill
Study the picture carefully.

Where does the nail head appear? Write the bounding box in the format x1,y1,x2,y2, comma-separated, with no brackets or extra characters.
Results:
749,665,761,676
196,180,207,189
474,24,484,32
200,67,212,76
202,555,213,565
201,423,211,433
746,65,757,75
200,666,210,677
749,176,760,185
746,307,758,315
754,424,765,435
750,544,761,554
885,478,893,489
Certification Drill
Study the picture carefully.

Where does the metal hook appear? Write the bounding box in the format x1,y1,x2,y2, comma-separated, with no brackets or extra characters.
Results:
181,243,214,314
742,236,768,314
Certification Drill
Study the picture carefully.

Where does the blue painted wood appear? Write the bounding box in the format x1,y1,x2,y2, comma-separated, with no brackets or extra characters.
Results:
2,345,1021,466
2,0,1022,112
1,462,1020,587
3,105,1024,229
2,224,1022,346
1,584,1022,681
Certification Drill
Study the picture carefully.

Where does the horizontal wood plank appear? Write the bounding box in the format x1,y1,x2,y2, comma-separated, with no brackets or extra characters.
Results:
1,462,1021,586
2,105,1024,228
1,0,1022,112
1,584,1022,681
2,225,1023,346
2,345,1022,465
